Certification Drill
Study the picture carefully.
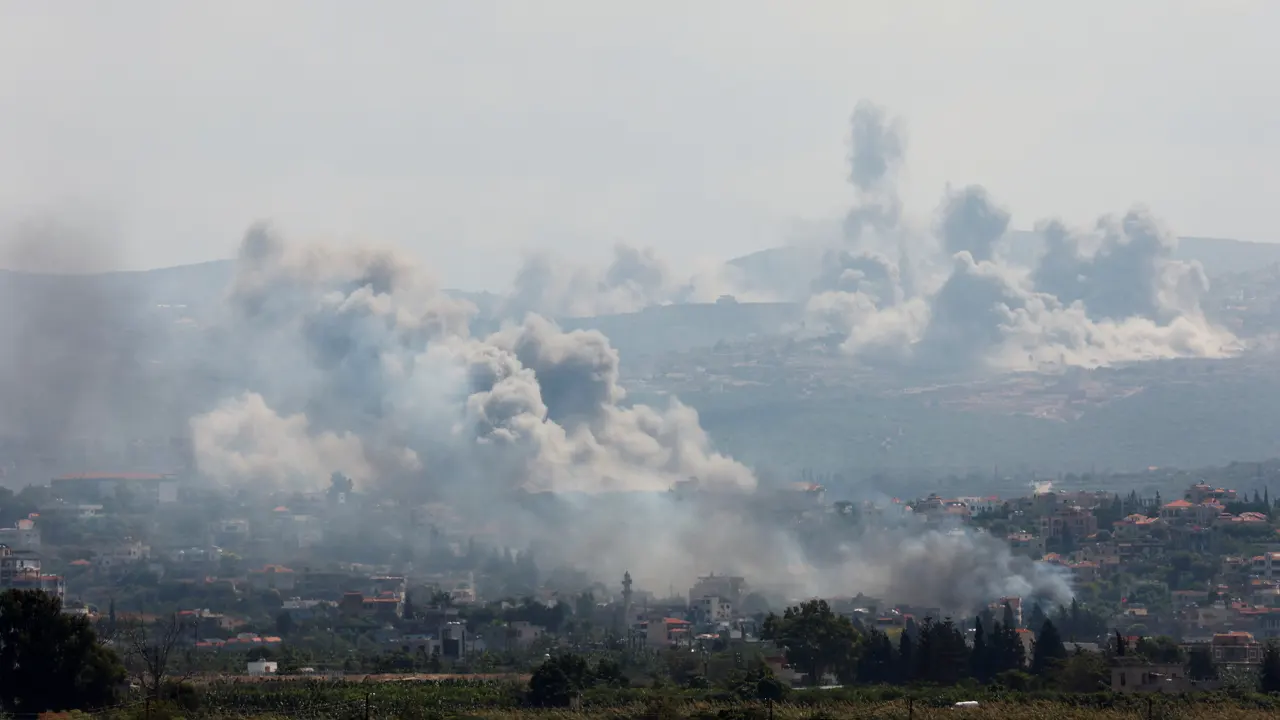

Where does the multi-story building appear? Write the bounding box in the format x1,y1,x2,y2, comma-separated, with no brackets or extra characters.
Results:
1007,532,1045,559
0,545,65,600
689,574,747,607
1211,631,1264,665
0,519,40,552
1039,505,1098,540
94,539,150,571
1250,553,1280,580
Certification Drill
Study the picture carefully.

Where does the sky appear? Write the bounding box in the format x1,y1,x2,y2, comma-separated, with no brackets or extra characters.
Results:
0,1,1276,290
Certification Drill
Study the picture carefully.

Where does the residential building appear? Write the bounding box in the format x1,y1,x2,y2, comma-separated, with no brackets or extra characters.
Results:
1007,532,1045,558
1113,514,1165,539
1211,632,1264,665
693,595,734,623
689,574,747,606
1111,659,1194,693
0,545,64,599
0,519,40,552
1250,553,1280,580
94,539,150,571
1039,505,1098,540
247,659,278,676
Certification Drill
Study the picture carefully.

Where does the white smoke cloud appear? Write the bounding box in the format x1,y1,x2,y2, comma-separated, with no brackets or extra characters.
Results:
185,223,1067,608
808,101,1239,371
504,242,759,318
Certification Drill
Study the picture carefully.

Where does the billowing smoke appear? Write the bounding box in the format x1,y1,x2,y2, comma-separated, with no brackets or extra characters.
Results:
504,243,756,318
183,223,1068,609
807,101,1238,371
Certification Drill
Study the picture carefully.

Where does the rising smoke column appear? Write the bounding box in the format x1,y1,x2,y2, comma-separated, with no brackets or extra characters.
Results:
808,100,1238,370
187,223,1074,607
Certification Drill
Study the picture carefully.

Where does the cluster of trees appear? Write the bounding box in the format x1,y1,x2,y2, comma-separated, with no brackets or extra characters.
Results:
762,599,1280,695
527,653,627,706
0,589,125,714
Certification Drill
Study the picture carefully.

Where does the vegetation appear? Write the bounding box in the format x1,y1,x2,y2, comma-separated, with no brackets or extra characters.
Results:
0,589,126,714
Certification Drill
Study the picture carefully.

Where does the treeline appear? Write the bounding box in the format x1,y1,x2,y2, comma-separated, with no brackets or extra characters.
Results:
762,599,1280,693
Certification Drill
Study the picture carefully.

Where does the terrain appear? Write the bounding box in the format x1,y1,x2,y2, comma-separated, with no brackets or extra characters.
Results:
2,234,1279,492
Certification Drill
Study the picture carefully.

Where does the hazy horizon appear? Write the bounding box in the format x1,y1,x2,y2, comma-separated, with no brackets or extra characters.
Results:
3,1,1278,290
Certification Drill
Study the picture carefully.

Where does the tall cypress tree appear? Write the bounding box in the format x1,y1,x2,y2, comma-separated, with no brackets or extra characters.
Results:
897,627,914,684
970,617,989,681
1031,619,1067,675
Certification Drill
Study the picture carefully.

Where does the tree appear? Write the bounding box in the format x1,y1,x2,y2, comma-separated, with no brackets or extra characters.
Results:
1260,641,1280,694
276,611,295,637
123,612,194,699
1031,619,1067,675
857,628,895,684
970,617,990,681
0,589,125,714
1056,648,1109,692
761,599,859,685
1188,646,1218,682
913,617,969,685
897,625,915,683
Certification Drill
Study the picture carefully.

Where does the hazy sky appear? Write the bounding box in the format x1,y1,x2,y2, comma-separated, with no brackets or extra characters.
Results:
1,1,1276,289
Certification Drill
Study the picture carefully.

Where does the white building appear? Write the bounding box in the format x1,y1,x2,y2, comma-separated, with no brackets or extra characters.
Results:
693,596,734,622
0,519,40,552
247,660,278,676
95,539,150,571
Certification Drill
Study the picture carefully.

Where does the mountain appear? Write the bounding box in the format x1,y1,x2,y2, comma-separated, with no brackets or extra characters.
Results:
727,232,1280,301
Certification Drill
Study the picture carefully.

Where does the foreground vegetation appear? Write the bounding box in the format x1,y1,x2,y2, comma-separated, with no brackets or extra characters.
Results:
50,680,1280,720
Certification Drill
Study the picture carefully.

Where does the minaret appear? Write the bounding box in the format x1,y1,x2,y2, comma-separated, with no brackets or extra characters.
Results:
619,571,634,640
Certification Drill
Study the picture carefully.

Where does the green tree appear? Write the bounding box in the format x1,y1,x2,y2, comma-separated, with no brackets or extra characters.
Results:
913,617,969,685
276,611,295,637
1260,641,1280,694
1188,646,1217,682
761,599,859,685
0,590,125,714
1031,619,1067,675
970,617,990,681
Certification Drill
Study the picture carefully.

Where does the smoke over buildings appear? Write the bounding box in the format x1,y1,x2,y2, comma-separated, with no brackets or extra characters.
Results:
807,101,1238,371
171,222,1073,610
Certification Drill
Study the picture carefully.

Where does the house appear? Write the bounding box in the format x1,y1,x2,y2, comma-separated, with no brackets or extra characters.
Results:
0,545,65,599
1007,532,1045,559
247,659,278,676
1111,658,1193,693
0,519,40,552
645,617,693,647
1159,499,1194,522
1211,631,1264,665
1113,515,1165,539
95,539,150,571
1040,505,1098,540
689,574,747,606
693,596,734,623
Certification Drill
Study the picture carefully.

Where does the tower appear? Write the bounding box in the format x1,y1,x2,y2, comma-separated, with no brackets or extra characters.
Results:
618,571,634,641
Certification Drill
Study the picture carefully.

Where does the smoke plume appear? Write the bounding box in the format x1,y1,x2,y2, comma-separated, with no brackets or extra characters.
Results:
504,243,755,318
180,223,1068,609
807,101,1238,370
